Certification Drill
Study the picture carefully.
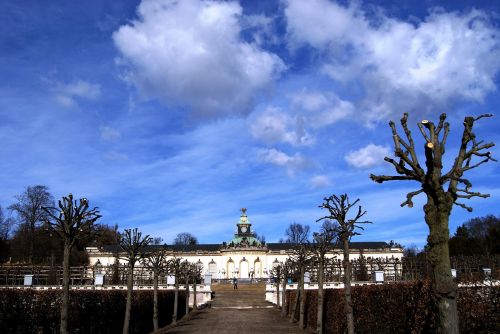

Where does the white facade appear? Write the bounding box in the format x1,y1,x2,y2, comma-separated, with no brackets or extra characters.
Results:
86,210,403,279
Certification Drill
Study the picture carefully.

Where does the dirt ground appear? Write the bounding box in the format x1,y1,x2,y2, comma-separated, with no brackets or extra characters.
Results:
158,282,312,334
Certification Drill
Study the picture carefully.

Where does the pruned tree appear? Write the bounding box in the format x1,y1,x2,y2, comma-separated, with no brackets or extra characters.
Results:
312,220,337,334
370,113,495,333
173,232,198,246
120,228,151,334
142,247,169,332
42,194,101,334
289,243,312,329
280,259,293,318
9,185,54,263
167,256,183,325
271,262,284,309
284,222,310,244
180,260,195,316
318,194,371,334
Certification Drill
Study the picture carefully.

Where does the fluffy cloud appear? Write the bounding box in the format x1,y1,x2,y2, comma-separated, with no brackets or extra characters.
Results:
257,148,309,175
345,144,389,168
290,90,354,127
113,0,285,117
250,107,314,146
285,0,500,124
53,80,101,107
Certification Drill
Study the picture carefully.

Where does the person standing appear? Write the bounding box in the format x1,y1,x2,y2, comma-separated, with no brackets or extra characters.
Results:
233,277,238,289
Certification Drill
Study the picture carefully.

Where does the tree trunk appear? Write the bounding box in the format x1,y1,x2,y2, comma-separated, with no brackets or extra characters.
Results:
185,276,190,316
276,279,280,308
29,223,35,264
289,271,301,323
122,264,134,334
281,277,287,317
172,282,179,325
299,265,306,329
424,196,459,333
193,280,197,310
317,258,324,334
343,238,354,334
153,270,159,332
60,241,71,334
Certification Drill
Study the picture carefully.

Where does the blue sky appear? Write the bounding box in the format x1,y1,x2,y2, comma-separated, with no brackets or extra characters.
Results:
1,0,499,248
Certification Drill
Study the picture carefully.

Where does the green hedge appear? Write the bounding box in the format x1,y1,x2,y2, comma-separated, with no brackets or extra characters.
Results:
0,289,187,333
286,281,499,333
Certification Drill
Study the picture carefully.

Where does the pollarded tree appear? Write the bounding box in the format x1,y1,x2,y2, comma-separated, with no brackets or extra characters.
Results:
42,194,101,334
312,220,337,334
317,194,371,334
280,259,293,318
167,256,183,325
288,243,313,329
370,113,495,333
142,247,169,332
271,262,284,309
120,228,152,334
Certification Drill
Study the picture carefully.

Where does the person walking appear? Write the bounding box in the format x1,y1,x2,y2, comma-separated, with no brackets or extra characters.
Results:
233,277,238,289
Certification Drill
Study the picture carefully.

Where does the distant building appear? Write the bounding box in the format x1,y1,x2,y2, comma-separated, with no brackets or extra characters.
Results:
86,208,403,279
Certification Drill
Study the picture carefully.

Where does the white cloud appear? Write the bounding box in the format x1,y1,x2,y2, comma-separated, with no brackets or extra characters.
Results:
113,0,285,117
345,144,389,168
250,107,314,146
100,126,121,141
310,174,331,188
257,148,309,175
53,80,101,108
290,90,354,127
285,0,500,124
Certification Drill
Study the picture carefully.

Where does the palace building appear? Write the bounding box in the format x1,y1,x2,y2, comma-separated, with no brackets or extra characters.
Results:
86,209,403,279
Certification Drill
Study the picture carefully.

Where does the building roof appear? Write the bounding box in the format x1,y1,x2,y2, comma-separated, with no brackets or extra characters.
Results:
96,241,390,255
266,241,390,251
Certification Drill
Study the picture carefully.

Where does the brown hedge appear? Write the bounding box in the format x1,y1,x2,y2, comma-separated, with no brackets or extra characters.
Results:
285,281,499,333
0,289,187,333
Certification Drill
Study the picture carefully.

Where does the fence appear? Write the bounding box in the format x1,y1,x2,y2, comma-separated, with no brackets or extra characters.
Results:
1,255,498,286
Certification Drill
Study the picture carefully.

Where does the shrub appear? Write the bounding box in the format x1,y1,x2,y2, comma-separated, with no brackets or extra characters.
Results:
285,281,499,333
0,289,186,333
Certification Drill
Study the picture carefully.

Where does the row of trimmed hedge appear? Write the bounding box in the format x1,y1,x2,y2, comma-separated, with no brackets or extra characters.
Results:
285,281,499,333
0,289,187,333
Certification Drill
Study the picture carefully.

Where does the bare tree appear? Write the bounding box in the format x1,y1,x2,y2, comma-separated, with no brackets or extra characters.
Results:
180,260,194,316
142,247,169,332
173,232,198,246
312,220,337,334
43,194,101,334
271,263,284,309
370,113,495,333
288,243,312,329
120,228,151,334
284,222,310,244
167,256,183,325
280,259,293,318
9,185,53,263
318,194,371,334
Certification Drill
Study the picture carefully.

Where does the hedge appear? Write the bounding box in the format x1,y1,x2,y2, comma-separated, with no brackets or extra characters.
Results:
286,281,499,333
0,289,187,333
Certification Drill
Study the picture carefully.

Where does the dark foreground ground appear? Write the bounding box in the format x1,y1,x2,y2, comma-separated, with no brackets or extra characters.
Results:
158,282,312,334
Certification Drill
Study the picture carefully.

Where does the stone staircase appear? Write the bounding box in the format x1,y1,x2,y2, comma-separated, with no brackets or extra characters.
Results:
210,282,270,308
